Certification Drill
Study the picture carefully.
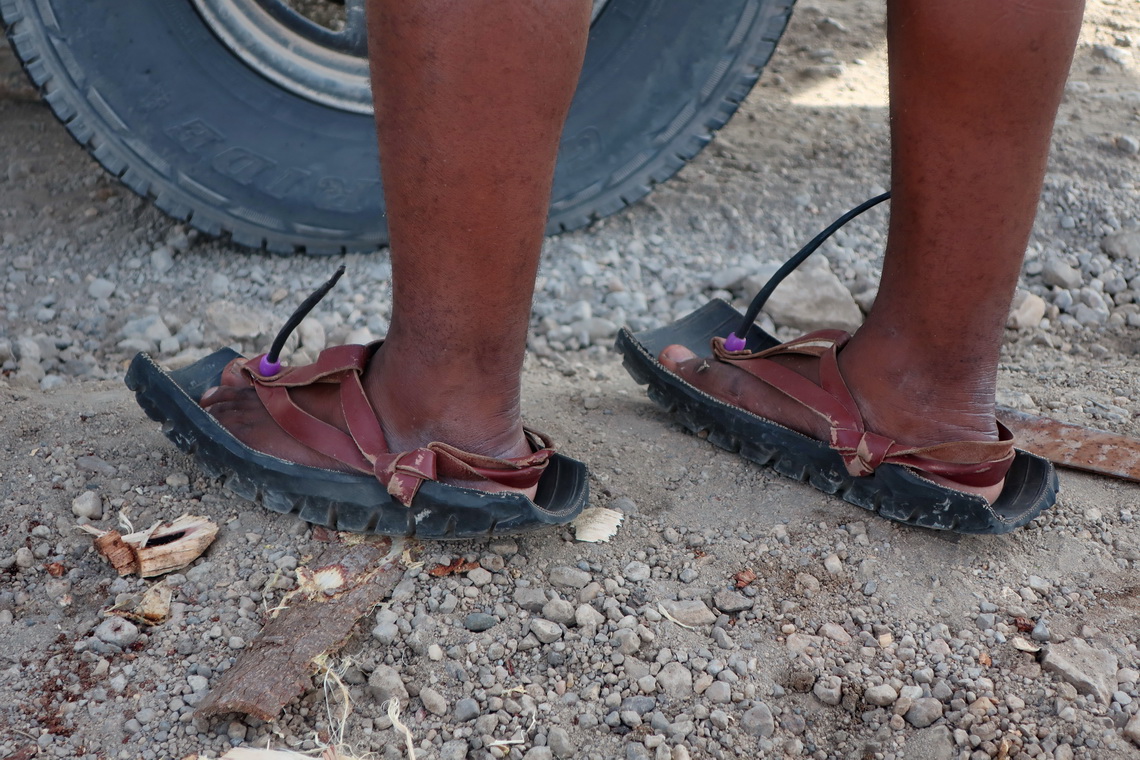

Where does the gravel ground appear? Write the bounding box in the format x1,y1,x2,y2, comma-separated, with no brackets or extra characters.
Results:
2,2,1140,759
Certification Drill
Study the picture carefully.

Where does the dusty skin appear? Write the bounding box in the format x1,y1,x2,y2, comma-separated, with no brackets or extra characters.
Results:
2,1,1140,758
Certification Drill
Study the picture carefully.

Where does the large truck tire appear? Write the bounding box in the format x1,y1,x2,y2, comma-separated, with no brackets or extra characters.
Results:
1,0,794,254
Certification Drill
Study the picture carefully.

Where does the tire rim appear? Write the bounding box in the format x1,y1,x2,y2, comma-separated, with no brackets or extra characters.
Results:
192,0,611,115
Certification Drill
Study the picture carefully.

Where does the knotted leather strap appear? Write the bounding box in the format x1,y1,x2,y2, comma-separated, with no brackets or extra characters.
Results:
712,332,1015,487
226,344,553,506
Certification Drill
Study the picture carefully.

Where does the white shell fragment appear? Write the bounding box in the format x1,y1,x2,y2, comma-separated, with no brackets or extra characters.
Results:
572,507,625,543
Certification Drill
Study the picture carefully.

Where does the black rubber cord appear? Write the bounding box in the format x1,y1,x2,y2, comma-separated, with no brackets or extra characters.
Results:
732,191,891,341
266,264,346,364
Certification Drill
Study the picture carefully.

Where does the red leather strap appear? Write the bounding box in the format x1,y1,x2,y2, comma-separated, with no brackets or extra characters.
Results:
711,331,1015,488
223,345,553,506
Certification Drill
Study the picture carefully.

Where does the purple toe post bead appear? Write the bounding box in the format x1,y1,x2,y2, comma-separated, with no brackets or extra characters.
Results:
724,333,747,352
259,356,282,376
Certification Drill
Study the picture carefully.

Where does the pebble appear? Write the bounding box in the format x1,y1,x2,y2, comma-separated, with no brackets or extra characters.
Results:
712,589,753,613
71,491,102,519
453,697,480,722
467,567,493,586
741,702,775,737
530,618,563,644
905,698,944,728
623,561,651,582
94,618,139,648
87,278,116,299
367,665,409,706
812,675,842,706
548,726,574,758
865,684,898,706
464,612,498,632
419,686,448,716
659,599,716,626
548,566,591,589
657,661,694,699
542,598,576,626
440,740,469,760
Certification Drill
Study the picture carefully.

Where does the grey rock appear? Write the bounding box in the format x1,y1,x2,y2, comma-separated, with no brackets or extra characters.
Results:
1008,291,1047,329
371,622,399,645
905,725,955,760
1094,43,1132,65
14,547,34,568
367,664,409,706
548,726,573,758
419,686,448,716
71,491,102,520
659,599,716,627
150,246,175,273
1041,638,1118,704
705,681,731,704
1103,229,1140,262
530,618,563,644
656,661,694,699
623,560,651,582
464,612,498,632
488,538,519,556
523,747,553,760
542,598,576,626
905,698,944,728
549,565,592,589
621,696,657,716
1124,714,1140,746
94,618,139,648
711,626,734,650
467,567,493,586
613,628,641,654
745,257,862,332
187,674,209,692
515,587,548,612
88,278,116,299
454,697,480,722
440,740,469,760
976,613,996,630
865,684,898,706
712,589,753,613
1042,259,1084,290
812,675,842,706
741,702,775,737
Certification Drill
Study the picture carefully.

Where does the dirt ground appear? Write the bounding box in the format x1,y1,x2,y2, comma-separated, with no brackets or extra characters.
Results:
2,2,1140,760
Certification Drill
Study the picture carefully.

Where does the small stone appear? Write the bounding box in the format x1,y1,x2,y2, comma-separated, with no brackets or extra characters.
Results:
226,721,246,742
1008,291,1047,330
467,567,492,586
530,618,563,644
14,547,34,569
865,684,898,706
656,661,694,699
1042,259,1083,290
488,538,519,556
419,686,448,716
464,613,497,632
165,473,189,488
813,675,842,706
744,257,862,332
514,587,548,612
88,278,116,299
704,681,731,704
71,491,102,520
905,725,955,760
905,698,944,728
1115,135,1139,155
440,740,470,760
659,599,716,627
94,617,139,648
549,566,591,589
524,747,553,760
741,702,775,737
1041,638,1118,704
454,697,480,722
1103,230,1140,262
623,561,651,582
367,664,409,706
823,554,843,575
150,246,175,273
818,622,851,644
542,598,576,626
372,622,399,645
548,726,573,758
1124,714,1140,746
712,589,753,613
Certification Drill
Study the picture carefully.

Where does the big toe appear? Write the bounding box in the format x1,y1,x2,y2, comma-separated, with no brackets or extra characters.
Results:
659,344,700,371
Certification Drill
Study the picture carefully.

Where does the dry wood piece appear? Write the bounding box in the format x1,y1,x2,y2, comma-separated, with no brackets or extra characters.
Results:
81,515,219,578
196,537,403,722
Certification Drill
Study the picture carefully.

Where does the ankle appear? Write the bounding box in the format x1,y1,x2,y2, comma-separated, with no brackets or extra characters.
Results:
838,330,999,446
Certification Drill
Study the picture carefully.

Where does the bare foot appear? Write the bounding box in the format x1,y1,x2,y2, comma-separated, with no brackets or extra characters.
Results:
658,342,1006,504
199,344,539,500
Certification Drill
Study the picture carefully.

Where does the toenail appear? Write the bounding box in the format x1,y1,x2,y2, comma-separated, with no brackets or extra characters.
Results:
201,387,219,402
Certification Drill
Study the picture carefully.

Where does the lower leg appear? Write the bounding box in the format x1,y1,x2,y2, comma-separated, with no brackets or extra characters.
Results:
662,0,1083,500
203,0,590,486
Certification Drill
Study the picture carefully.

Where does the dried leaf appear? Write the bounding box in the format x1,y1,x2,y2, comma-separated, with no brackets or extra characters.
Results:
978,651,992,667
572,507,625,543
428,558,481,577
733,569,758,589
45,562,65,577
1012,637,1041,653
1013,616,1034,633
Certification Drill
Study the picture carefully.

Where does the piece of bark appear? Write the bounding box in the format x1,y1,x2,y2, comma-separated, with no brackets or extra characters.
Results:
196,537,402,721
83,515,219,577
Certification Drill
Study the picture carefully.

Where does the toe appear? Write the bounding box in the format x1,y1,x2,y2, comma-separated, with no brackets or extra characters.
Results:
659,344,699,371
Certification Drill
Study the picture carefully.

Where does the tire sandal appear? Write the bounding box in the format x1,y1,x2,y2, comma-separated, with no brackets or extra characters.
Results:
616,193,1057,534
126,267,589,538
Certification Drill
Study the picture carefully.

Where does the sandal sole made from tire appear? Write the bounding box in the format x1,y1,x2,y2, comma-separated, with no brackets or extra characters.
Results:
125,350,590,539
615,300,1058,535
